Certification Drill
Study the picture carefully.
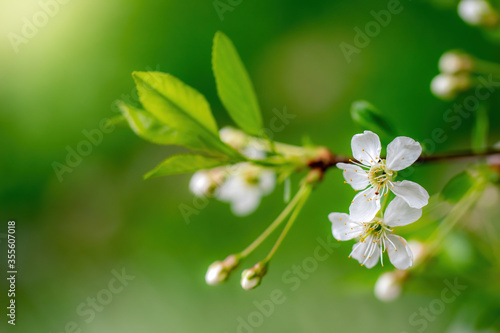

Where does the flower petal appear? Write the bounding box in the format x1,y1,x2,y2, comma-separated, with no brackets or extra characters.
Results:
350,240,369,262
390,180,429,209
328,213,363,241
384,197,423,227
350,236,381,268
351,131,382,166
337,163,370,191
386,136,422,171
259,170,276,195
231,189,261,216
386,234,413,270
350,187,381,222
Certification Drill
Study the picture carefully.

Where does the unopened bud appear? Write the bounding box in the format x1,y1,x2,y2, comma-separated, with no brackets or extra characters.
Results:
430,73,471,100
205,255,240,286
190,170,213,197
439,51,474,74
219,127,247,150
374,271,406,302
408,240,427,266
241,262,267,290
458,0,499,27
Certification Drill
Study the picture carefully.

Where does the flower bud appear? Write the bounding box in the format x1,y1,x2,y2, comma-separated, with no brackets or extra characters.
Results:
219,127,247,150
439,51,474,74
190,170,213,197
205,255,240,286
458,0,499,27
430,73,471,100
374,271,405,302
240,262,267,290
408,240,427,266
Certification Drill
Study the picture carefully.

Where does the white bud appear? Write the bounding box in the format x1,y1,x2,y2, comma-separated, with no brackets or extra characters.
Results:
205,255,240,286
374,272,402,302
219,127,247,150
240,262,267,290
430,73,470,100
439,51,473,74
458,0,499,27
408,240,427,266
189,170,213,197
205,261,227,285
241,269,261,290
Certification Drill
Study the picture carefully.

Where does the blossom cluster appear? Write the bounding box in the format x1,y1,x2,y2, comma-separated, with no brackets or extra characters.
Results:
189,127,276,216
329,131,429,270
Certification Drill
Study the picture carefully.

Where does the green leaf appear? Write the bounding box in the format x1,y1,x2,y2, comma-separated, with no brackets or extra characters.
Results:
132,71,238,157
144,154,230,179
472,103,489,153
441,170,476,203
350,101,396,139
106,115,127,127
118,102,192,145
212,31,263,135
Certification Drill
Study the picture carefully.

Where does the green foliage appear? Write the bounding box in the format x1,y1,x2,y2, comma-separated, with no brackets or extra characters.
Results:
118,102,191,145
440,170,476,203
350,101,396,139
472,104,489,153
132,71,238,157
144,154,231,179
212,31,263,136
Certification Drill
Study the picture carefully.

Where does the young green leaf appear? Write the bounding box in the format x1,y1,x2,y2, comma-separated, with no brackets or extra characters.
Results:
212,31,263,136
350,101,396,139
440,170,475,203
118,102,193,145
144,154,230,179
132,71,238,157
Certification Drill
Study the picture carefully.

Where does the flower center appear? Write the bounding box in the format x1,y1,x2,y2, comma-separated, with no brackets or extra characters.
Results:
368,160,393,195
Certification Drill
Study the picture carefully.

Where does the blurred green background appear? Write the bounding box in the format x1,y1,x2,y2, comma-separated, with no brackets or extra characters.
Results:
1,0,500,332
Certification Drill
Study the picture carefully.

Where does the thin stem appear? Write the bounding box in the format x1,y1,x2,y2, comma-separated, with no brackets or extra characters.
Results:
238,185,309,258
263,185,312,263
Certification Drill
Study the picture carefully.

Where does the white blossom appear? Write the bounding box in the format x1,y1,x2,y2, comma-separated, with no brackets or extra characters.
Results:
338,131,429,222
216,164,275,216
329,196,422,269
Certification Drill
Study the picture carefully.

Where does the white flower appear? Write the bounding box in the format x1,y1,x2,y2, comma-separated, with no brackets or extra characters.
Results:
458,0,499,27
216,164,276,216
338,131,429,222
329,196,422,269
